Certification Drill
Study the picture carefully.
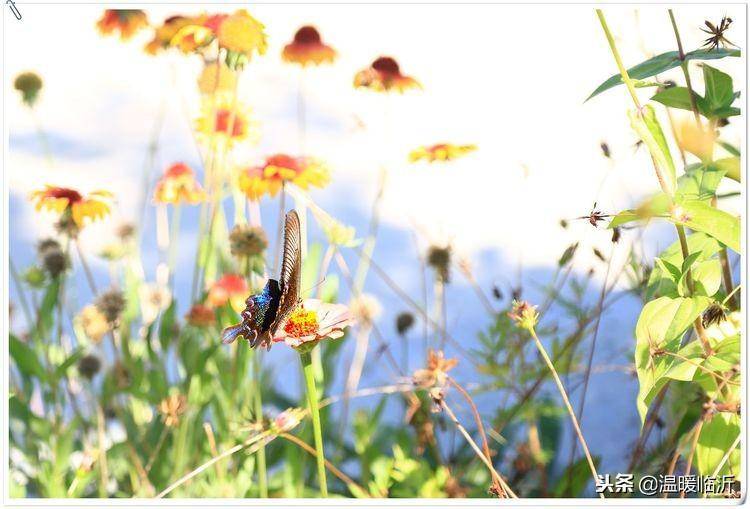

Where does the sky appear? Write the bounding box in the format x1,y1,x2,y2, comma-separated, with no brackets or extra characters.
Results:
5,3,745,477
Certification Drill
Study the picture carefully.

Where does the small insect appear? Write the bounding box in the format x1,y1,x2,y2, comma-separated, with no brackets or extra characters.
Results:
573,202,612,228
491,285,503,301
221,210,302,349
701,16,736,51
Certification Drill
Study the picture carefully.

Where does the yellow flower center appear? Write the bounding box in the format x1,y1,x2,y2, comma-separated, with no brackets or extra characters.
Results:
284,308,319,337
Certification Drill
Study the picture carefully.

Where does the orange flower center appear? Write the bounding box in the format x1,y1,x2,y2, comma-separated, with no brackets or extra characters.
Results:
283,308,319,338
215,109,246,137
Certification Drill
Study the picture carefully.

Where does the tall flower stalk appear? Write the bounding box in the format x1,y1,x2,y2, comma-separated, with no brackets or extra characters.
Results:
300,349,328,497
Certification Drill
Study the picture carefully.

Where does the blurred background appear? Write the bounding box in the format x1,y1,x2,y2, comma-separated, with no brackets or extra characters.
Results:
6,3,744,495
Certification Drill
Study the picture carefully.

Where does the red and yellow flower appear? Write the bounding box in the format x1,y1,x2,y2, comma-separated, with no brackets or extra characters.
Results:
196,96,258,147
185,303,216,327
206,274,248,312
153,163,206,204
409,143,477,163
237,154,330,201
145,15,194,55
169,13,226,54
30,186,112,229
96,10,149,40
282,26,337,66
354,56,421,93
273,299,354,350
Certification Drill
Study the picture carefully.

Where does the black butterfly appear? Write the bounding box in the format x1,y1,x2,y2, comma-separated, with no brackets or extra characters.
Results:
221,210,302,349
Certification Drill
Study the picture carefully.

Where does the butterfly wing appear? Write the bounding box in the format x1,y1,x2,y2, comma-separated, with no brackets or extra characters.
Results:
269,210,302,337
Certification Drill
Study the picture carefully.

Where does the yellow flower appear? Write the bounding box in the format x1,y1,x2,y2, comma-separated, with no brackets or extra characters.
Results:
675,120,717,162
153,163,206,204
96,10,149,40
237,154,330,201
76,305,110,343
30,186,112,230
217,9,267,58
354,56,421,93
282,26,337,66
196,96,258,148
197,61,237,95
409,143,477,163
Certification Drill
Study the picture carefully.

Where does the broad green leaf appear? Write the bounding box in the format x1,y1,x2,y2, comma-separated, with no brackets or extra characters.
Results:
651,87,710,116
703,64,735,112
587,48,740,101
678,259,722,298
608,193,671,229
10,334,46,381
53,348,85,382
677,163,728,201
695,413,740,476
714,156,740,183
629,106,676,195
635,295,710,423
672,199,740,253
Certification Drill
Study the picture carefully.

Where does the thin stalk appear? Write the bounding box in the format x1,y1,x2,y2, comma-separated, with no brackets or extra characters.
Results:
680,419,704,498
703,434,741,498
167,203,182,286
439,399,516,498
668,10,703,128
528,327,603,498
9,258,33,328
300,350,328,497
279,432,370,497
96,403,110,497
253,351,268,497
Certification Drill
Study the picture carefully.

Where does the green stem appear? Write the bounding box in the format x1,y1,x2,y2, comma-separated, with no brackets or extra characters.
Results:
668,9,703,128
596,9,641,109
253,351,268,497
168,203,181,286
300,350,328,497
528,327,603,499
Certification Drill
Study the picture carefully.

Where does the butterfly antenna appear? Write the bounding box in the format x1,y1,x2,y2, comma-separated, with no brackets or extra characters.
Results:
302,276,327,297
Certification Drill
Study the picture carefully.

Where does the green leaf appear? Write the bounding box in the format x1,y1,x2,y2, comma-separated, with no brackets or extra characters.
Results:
672,199,740,253
717,140,740,158
703,64,734,112
158,300,177,352
695,413,740,476
628,106,676,195
651,87,709,116
10,334,47,381
53,348,85,382
713,156,740,183
678,259,722,298
634,295,711,423
587,48,740,101
677,163,728,201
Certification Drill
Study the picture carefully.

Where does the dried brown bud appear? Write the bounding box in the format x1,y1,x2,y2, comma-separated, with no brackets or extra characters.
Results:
396,311,415,335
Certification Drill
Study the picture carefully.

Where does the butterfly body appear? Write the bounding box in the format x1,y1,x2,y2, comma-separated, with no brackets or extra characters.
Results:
221,211,301,349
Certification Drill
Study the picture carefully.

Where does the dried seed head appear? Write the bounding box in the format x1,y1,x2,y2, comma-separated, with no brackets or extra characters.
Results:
159,393,187,427
229,224,268,259
395,311,415,335
349,293,382,327
55,213,80,238
611,227,621,243
77,354,102,380
508,300,538,331
600,141,611,159
14,72,43,107
702,302,728,328
492,285,503,301
559,218,569,229
115,222,136,241
95,289,126,324
426,245,452,283
37,238,67,278
112,360,130,389
593,247,606,262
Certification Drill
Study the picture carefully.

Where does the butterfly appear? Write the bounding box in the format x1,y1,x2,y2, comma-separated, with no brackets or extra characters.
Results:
221,210,302,349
